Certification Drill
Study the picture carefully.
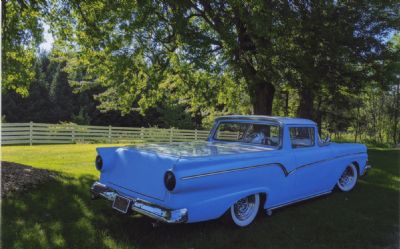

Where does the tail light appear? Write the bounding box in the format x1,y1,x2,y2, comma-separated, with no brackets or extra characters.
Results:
95,155,103,171
164,171,176,191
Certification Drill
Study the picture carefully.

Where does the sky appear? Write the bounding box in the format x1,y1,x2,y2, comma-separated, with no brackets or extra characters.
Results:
39,23,54,52
37,22,397,53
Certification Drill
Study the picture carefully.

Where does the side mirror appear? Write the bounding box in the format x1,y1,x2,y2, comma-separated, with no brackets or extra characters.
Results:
323,136,331,144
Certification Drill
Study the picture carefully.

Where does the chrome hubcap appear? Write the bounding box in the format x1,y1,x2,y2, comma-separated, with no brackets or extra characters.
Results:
233,196,256,221
339,166,355,188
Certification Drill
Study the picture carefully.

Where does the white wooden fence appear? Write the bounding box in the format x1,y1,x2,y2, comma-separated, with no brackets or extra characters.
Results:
1,122,210,145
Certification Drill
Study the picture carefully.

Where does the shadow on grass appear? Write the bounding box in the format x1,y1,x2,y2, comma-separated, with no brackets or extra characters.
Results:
2,149,399,249
368,148,400,175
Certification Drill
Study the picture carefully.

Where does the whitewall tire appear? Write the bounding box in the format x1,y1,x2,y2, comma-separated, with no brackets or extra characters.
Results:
230,194,260,227
337,163,358,192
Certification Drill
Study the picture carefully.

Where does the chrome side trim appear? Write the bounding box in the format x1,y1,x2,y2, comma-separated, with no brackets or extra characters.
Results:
181,152,366,180
181,163,289,180
287,151,366,175
267,190,332,211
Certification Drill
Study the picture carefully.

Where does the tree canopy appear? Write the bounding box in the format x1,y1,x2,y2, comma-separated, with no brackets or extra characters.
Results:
2,0,47,96
2,0,400,144
44,1,398,117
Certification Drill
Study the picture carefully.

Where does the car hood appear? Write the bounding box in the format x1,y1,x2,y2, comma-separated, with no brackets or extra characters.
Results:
127,141,276,158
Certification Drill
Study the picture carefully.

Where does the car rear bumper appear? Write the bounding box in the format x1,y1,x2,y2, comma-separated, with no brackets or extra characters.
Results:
90,181,188,223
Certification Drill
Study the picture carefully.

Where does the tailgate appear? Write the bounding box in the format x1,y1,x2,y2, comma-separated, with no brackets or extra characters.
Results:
97,147,178,201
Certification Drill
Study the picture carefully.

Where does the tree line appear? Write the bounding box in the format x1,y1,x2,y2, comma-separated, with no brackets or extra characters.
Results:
2,53,196,128
2,0,399,145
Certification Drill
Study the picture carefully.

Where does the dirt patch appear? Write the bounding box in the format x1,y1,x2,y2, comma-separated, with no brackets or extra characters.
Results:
1,161,58,197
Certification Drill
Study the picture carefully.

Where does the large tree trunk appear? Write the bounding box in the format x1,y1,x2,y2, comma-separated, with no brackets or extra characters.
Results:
315,95,323,134
241,63,275,115
394,82,400,145
250,81,275,115
232,7,275,116
297,88,315,119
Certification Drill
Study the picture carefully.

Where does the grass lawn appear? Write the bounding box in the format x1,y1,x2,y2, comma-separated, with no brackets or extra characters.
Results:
1,144,121,177
1,144,399,249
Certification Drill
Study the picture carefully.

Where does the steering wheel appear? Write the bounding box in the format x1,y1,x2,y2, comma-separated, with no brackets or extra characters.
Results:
244,133,258,143
263,137,274,146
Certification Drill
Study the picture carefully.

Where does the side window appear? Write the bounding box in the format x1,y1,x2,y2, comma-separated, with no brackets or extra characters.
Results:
290,127,315,148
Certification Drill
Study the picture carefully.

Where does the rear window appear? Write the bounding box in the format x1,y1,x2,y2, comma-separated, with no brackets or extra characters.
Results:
290,127,315,148
214,122,281,147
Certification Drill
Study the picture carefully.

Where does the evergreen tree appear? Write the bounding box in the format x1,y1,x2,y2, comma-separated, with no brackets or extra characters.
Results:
49,61,75,121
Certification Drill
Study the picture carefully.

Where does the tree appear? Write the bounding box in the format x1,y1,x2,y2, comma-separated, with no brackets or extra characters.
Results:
47,0,398,120
2,53,56,122
46,1,293,116
278,1,399,120
2,0,46,96
382,33,400,144
49,61,75,121
3,0,399,144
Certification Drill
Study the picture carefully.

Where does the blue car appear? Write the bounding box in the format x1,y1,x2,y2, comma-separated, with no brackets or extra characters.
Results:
91,115,371,227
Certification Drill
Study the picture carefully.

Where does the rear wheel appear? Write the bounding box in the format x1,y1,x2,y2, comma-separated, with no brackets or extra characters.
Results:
336,163,358,192
230,194,260,227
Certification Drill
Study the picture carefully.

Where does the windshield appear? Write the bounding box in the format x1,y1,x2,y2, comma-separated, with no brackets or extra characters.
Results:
213,122,281,147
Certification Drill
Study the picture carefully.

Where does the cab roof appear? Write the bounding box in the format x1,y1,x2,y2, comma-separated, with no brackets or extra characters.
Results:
215,115,316,126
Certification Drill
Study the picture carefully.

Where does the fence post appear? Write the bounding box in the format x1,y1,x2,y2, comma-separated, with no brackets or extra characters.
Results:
72,125,75,143
140,127,144,141
29,121,33,146
170,128,173,143
108,125,112,143
195,129,198,141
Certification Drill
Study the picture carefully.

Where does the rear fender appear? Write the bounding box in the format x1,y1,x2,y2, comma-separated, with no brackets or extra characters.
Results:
187,187,269,222
96,147,120,172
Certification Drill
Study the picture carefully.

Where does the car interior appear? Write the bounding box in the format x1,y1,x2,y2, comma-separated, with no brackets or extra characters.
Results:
215,123,280,146
290,127,315,148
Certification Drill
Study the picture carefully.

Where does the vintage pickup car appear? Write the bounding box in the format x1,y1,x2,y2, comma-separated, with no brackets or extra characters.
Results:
91,115,371,227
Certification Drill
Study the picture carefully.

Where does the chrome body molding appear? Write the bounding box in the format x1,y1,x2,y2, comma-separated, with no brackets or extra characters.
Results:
267,190,332,211
181,152,366,180
181,163,288,180
90,182,188,223
287,151,366,175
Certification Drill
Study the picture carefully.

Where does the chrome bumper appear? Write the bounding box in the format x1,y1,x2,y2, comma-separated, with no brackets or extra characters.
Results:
90,181,188,223
362,164,372,176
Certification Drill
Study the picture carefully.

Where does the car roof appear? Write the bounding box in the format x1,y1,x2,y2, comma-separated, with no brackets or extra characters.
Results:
215,115,316,125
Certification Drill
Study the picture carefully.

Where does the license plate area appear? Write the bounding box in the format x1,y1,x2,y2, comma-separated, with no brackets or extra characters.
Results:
112,195,131,214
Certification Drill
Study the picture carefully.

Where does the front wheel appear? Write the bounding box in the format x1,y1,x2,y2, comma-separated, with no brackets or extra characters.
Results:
336,163,358,192
230,194,260,227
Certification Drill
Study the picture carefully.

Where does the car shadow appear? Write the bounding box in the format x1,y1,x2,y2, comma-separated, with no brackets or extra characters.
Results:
2,174,232,249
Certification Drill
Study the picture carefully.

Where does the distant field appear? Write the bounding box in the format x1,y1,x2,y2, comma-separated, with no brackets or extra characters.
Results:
1,144,399,249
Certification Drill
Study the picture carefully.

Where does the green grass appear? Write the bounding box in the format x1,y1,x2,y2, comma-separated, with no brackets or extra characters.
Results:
1,144,121,177
2,144,399,249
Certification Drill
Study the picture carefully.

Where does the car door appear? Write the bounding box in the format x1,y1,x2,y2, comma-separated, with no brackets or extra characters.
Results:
289,126,333,198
